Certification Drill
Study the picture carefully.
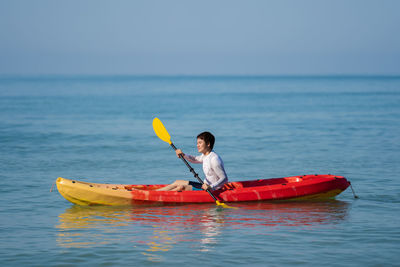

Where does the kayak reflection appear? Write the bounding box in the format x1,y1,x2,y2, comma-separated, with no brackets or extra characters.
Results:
56,203,227,252
231,200,350,228
56,200,350,253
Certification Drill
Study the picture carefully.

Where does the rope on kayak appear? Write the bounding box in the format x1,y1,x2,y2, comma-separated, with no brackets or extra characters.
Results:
349,181,359,199
50,180,56,192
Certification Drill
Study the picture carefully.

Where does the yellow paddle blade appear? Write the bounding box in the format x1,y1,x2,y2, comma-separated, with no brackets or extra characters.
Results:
216,200,238,209
152,117,172,145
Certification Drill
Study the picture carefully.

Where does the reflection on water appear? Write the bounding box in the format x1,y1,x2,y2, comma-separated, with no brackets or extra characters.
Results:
56,201,350,260
231,201,350,228
56,206,132,248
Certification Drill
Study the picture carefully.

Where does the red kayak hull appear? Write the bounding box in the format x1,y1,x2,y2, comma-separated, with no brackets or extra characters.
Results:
128,174,350,204
56,174,350,206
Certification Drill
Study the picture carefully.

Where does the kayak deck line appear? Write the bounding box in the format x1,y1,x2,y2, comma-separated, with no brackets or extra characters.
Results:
56,174,350,206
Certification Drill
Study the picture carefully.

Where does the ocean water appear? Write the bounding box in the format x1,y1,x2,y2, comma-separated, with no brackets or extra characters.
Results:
0,75,399,266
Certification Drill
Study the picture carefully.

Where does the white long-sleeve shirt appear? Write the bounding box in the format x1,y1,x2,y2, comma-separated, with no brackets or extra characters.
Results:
184,151,228,190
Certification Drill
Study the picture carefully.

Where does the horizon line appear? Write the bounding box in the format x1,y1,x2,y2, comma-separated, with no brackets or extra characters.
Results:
1,73,400,79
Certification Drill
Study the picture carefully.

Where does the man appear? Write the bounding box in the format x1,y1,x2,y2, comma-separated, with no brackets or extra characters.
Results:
157,132,228,191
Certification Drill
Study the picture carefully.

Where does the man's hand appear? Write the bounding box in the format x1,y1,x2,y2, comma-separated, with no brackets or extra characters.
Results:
175,149,184,158
202,183,211,191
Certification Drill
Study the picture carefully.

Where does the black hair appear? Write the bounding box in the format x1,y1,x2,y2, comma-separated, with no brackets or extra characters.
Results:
197,131,215,150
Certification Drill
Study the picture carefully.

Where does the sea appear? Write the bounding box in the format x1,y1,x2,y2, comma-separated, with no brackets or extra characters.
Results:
0,75,399,266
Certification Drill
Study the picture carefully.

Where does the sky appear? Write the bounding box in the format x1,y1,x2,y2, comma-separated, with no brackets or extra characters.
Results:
0,0,399,76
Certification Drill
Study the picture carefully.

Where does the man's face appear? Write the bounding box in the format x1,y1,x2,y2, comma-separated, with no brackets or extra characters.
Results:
197,138,210,154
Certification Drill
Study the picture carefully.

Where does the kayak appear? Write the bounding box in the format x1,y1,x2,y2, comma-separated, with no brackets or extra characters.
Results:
56,174,350,206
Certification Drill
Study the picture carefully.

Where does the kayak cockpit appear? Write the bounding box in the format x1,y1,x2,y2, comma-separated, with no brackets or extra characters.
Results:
126,176,305,191
124,184,164,191
226,176,304,189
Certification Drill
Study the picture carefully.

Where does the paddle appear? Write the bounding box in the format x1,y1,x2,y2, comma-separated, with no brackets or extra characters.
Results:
152,117,236,209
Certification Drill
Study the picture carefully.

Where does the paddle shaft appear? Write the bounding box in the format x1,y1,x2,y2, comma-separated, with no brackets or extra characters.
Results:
170,143,219,202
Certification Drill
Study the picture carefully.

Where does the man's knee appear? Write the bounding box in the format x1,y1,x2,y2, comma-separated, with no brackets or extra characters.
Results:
174,180,188,185
177,185,185,191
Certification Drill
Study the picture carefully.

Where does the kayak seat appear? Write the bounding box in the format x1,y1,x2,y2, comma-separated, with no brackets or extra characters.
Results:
223,182,243,190
224,177,303,190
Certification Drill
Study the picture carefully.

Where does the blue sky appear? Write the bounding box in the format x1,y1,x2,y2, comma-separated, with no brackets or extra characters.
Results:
0,0,399,75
